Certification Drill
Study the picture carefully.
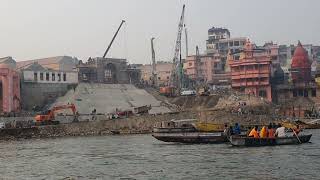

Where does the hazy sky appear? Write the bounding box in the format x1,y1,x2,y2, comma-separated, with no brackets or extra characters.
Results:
1,0,320,64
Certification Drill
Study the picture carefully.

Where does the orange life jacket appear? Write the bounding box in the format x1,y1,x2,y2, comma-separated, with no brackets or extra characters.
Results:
260,126,267,138
248,128,259,138
268,128,275,138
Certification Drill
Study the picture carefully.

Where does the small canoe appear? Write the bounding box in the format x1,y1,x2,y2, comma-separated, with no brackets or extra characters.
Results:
229,134,312,147
152,132,228,144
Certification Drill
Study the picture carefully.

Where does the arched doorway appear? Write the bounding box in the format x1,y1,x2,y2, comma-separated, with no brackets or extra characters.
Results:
104,63,117,83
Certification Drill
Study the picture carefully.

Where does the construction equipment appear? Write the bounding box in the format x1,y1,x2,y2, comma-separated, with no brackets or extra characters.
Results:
34,104,77,125
159,86,175,97
151,37,157,86
166,4,186,96
103,20,126,58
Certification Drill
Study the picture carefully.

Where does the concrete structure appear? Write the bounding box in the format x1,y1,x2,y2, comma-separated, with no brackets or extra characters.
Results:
17,56,79,71
140,62,172,86
53,83,171,115
183,54,224,83
78,57,140,84
22,62,78,84
19,62,78,110
229,40,272,101
0,57,21,113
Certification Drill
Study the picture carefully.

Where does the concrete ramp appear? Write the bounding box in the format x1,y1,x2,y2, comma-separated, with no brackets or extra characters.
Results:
53,83,171,114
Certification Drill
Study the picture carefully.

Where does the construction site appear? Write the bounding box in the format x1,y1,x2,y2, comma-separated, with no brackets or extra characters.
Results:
0,4,320,140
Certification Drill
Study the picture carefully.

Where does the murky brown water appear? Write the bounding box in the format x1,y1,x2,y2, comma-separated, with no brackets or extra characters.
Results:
0,130,319,179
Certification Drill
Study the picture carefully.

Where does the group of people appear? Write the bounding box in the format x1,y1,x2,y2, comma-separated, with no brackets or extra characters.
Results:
248,123,301,138
223,122,301,138
223,123,241,136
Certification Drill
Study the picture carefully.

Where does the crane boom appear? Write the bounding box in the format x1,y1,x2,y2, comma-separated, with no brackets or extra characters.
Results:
103,20,126,58
151,37,157,86
170,4,185,89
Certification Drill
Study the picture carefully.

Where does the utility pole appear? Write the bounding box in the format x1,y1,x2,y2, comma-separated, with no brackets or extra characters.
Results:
185,26,189,57
196,46,201,85
151,37,157,86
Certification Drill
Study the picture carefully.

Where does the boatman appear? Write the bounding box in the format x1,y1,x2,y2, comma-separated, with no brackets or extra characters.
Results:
293,125,301,135
248,126,259,138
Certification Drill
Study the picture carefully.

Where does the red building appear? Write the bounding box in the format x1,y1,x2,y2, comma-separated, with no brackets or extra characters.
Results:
291,41,311,83
229,40,272,101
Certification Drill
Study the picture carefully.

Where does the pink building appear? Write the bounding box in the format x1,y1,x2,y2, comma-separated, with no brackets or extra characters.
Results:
183,54,222,83
140,62,173,86
229,40,272,102
0,57,21,113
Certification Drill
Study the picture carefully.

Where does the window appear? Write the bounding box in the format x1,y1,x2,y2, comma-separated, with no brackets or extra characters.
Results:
189,62,192,66
34,72,38,81
234,41,240,46
312,89,317,97
58,73,61,81
167,76,169,80
46,73,49,81
298,89,304,97
259,90,267,97
158,77,161,80
63,73,67,81
40,73,44,81
52,73,55,81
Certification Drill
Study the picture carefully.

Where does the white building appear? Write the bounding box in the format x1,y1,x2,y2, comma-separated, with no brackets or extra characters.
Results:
21,62,78,84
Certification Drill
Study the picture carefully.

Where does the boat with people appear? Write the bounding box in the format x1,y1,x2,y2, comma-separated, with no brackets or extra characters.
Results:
229,134,312,147
152,132,228,144
152,119,197,133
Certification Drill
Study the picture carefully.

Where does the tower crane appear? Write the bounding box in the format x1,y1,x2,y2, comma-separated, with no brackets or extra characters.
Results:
151,37,157,86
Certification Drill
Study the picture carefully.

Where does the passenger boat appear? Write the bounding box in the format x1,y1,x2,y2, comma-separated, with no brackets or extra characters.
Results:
229,134,312,147
193,122,225,132
152,132,228,144
153,119,197,133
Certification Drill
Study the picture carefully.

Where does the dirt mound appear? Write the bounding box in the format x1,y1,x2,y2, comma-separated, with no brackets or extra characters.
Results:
169,95,220,110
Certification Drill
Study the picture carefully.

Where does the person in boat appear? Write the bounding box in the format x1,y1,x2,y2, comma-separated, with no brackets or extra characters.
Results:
233,123,241,135
229,126,234,136
248,125,259,138
259,126,268,138
275,123,286,137
267,123,275,138
223,124,229,136
293,125,301,135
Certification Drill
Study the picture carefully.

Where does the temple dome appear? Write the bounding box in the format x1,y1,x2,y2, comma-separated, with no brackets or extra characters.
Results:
291,41,311,83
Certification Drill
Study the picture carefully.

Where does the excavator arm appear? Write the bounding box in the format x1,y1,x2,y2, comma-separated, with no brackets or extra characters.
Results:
34,104,77,124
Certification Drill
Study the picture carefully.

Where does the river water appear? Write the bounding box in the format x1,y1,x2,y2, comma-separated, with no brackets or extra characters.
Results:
0,130,319,180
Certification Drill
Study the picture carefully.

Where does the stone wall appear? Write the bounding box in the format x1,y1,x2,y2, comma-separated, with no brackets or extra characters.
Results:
21,82,76,110
0,111,196,140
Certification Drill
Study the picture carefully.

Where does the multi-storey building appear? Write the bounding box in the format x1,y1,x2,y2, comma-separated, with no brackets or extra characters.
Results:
139,62,173,86
228,40,272,101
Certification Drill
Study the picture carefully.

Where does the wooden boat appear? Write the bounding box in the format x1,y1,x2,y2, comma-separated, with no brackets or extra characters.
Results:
152,127,196,133
193,122,225,132
229,134,312,147
153,119,197,133
152,132,228,144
